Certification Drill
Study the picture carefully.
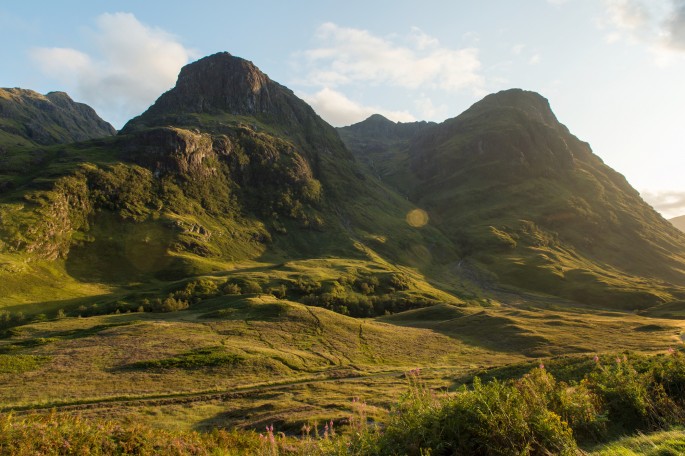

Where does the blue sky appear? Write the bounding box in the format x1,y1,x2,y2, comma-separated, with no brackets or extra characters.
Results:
1,1,684,217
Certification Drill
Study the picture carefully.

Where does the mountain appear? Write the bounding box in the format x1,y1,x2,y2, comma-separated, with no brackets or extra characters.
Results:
0,52,455,310
340,89,685,308
2,53,685,313
0,88,115,148
337,114,435,181
4,52,685,443
671,215,685,232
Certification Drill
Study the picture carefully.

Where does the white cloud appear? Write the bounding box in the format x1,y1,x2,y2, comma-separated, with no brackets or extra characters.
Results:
529,53,542,64
301,87,415,127
642,190,685,218
409,26,440,50
604,0,651,30
30,12,194,128
299,23,484,93
601,0,685,55
664,0,685,50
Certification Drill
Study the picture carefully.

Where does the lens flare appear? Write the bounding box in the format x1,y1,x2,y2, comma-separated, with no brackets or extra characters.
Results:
406,208,429,228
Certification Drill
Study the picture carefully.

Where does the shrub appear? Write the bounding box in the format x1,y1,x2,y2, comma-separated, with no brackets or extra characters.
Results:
517,367,606,442
588,356,665,431
367,369,578,456
174,278,220,301
290,276,321,295
241,279,263,294
389,273,411,291
144,296,189,312
0,310,25,329
222,282,242,295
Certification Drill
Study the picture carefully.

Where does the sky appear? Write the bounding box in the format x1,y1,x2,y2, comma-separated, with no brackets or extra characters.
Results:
1,1,684,218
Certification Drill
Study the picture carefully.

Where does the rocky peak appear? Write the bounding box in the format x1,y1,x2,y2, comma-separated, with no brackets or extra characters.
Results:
120,51,352,164
153,52,273,115
408,89,593,181
121,52,311,134
466,88,560,127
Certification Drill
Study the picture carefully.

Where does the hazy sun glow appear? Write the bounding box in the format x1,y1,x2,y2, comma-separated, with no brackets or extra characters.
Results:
406,209,429,228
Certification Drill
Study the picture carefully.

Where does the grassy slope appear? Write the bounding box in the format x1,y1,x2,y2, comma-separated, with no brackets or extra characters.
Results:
590,428,685,455
339,92,685,312
1,287,683,430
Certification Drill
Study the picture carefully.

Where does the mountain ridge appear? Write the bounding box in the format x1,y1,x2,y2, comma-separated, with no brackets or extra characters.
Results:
3,52,685,444
0,88,115,147
0,53,458,307
1,54,684,314
340,88,685,307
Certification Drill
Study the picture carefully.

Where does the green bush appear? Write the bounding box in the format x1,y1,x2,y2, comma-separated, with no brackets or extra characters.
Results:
290,276,321,295
241,279,263,294
126,347,243,370
144,295,189,312
222,282,242,295
173,278,220,302
517,367,606,442
587,353,685,432
368,369,578,455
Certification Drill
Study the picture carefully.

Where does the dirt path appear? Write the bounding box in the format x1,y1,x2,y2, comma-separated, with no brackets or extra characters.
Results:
1,368,427,416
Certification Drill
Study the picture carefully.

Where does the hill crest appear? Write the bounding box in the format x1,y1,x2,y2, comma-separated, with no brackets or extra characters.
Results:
0,87,115,147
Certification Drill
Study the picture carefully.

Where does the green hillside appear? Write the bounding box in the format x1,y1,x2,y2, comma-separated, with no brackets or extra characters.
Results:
340,90,685,310
0,53,459,314
0,88,115,149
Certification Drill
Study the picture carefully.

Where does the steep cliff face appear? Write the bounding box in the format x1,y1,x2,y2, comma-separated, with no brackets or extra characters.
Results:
0,88,115,146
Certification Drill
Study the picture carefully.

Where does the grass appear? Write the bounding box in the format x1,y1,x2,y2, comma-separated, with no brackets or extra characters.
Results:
124,346,244,370
5,353,685,455
590,428,685,455
0,354,50,373
0,285,683,431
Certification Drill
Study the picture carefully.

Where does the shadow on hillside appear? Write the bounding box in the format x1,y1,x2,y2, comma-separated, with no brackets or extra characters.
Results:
380,306,551,357
0,294,116,317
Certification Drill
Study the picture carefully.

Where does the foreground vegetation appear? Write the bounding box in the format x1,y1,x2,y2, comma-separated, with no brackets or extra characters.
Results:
3,350,685,455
